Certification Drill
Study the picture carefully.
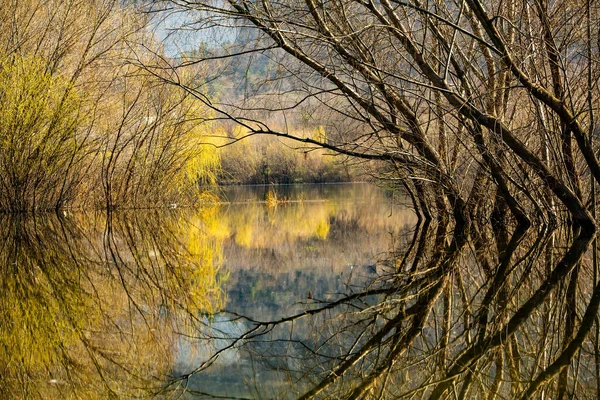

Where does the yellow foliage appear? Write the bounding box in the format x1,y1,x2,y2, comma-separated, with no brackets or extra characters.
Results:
215,199,335,249
315,219,330,239
196,205,231,239
312,125,327,143
0,211,228,397
0,1,222,211
0,54,84,210
181,208,228,315
235,223,254,247
265,187,280,207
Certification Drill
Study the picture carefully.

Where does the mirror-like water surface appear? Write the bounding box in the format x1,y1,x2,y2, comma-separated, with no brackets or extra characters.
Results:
0,183,416,398
4,183,600,399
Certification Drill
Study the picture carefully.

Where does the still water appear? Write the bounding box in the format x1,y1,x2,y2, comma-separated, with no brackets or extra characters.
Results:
0,183,416,398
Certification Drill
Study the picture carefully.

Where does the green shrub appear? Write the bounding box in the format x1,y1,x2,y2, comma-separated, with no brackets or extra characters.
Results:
0,54,85,212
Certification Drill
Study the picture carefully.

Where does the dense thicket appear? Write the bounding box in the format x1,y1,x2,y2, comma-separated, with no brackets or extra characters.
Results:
0,0,219,212
160,0,600,231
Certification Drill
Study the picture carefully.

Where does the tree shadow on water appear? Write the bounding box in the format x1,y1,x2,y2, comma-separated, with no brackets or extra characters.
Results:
0,211,225,399
1,211,599,399
164,217,600,400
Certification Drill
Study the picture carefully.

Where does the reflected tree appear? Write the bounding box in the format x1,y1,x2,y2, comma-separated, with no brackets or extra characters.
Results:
0,211,225,398
155,0,600,230
142,0,600,397
161,217,600,399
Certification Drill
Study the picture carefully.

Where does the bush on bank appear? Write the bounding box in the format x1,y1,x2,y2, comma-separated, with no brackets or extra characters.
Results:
0,0,219,212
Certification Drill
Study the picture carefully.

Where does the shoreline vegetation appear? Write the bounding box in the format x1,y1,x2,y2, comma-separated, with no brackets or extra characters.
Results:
0,1,221,214
217,135,362,186
146,0,600,397
3,0,600,399
0,0,361,214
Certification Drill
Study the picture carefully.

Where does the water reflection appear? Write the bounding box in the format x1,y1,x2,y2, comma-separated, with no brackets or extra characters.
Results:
0,212,226,398
2,184,600,399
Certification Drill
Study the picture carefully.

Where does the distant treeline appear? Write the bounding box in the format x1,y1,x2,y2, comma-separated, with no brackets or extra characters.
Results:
218,137,355,185
0,0,366,214
215,126,360,185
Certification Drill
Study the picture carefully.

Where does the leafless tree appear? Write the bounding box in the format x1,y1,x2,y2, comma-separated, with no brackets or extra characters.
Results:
150,0,599,229
142,0,600,397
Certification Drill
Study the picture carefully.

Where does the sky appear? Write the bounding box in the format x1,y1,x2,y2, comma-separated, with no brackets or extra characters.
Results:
150,5,237,57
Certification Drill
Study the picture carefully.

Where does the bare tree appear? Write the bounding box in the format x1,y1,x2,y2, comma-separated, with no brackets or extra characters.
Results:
151,0,600,230
140,0,600,398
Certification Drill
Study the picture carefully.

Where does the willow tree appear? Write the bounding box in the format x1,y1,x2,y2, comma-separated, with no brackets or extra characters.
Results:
0,0,220,212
